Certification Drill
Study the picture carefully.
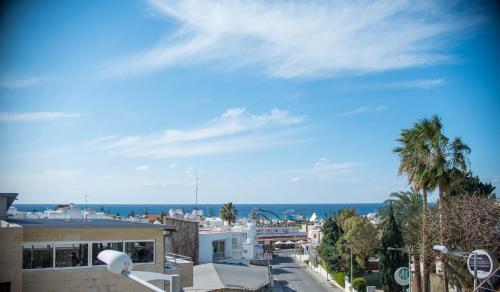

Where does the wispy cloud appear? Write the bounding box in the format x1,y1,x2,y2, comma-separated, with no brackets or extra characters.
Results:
0,76,51,89
338,105,386,117
136,165,151,171
293,157,358,181
381,78,446,89
89,108,305,158
291,177,301,183
0,112,83,122
110,0,481,78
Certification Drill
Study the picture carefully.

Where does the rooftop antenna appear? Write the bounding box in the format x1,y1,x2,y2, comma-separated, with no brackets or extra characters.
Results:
194,169,199,211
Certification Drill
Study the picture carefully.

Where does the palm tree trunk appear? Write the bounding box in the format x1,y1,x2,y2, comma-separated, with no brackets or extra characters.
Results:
439,186,449,292
422,190,429,292
413,254,422,292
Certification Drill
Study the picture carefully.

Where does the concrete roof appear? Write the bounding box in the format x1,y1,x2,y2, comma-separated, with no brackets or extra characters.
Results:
185,263,269,291
6,218,176,230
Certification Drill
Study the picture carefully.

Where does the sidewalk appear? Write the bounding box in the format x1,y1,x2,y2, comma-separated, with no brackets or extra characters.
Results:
290,255,344,291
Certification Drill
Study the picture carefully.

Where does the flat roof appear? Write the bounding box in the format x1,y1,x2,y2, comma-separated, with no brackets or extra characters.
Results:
184,263,269,291
6,218,176,230
0,193,18,211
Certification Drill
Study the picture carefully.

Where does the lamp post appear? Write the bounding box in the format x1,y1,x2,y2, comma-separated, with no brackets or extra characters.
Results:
432,245,478,290
387,245,412,292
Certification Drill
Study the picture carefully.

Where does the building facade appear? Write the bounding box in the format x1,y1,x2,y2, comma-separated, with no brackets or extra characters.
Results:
0,218,174,292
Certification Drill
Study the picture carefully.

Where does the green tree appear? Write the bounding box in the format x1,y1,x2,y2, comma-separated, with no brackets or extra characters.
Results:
99,205,105,212
160,210,166,220
448,171,496,198
378,192,422,292
379,205,407,292
220,202,238,225
335,207,357,230
128,210,135,218
342,216,378,269
318,216,343,272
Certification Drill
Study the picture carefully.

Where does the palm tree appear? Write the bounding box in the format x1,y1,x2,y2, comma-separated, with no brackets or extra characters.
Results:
220,202,238,225
394,125,432,292
378,192,423,292
395,115,471,292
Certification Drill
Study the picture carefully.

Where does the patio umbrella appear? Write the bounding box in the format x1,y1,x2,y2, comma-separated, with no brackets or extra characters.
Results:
274,241,283,245
285,240,294,245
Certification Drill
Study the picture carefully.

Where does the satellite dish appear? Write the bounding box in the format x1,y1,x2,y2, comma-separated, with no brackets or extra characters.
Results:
97,250,179,292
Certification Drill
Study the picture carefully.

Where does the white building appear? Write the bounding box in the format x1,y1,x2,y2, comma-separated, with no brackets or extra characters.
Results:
198,222,266,264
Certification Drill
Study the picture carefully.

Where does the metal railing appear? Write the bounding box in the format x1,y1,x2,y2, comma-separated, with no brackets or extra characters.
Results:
165,252,192,269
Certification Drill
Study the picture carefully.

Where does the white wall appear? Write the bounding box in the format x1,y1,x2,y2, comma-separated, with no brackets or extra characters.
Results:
198,232,238,263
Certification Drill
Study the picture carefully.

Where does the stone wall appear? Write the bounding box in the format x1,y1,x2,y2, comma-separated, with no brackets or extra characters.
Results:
164,217,199,264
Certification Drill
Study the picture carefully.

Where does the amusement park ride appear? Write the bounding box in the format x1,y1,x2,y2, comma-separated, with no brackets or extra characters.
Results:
249,208,306,226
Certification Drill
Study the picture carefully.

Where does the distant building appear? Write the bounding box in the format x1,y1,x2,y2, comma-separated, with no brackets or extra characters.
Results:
198,222,268,264
0,193,193,292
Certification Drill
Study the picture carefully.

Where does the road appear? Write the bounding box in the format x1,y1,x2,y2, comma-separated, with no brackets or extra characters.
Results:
272,250,343,292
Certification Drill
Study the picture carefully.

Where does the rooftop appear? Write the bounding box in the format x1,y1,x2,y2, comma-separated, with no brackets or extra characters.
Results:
6,218,176,230
184,263,269,291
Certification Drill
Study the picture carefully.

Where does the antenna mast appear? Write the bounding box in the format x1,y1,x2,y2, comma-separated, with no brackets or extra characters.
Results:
195,169,199,210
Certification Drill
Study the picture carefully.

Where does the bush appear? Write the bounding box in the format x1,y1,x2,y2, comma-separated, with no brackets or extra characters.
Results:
332,272,345,288
352,277,367,292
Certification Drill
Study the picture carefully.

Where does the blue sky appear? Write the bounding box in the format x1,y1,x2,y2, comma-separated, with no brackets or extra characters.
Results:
0,0,499,204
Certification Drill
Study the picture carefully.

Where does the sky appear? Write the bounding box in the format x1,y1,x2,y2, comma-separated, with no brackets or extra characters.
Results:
0,0,499,204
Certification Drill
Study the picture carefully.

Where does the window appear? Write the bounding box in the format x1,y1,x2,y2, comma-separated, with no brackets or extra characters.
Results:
55,243,89,268
125,241,154,263
92,242,123,265
313,234,317,238
23,244,53,269
212,240,225,261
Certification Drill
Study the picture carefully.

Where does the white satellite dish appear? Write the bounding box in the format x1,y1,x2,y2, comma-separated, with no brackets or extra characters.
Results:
98,250,179,292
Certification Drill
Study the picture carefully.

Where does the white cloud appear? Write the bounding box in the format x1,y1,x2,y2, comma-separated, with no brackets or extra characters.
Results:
0,76,50,89
382,78,446,89
90,107,305,158
291,177,301,183
110,0,481,78
0,112,83,122
169,163,177,168
338,105,386,117
136,165,151,171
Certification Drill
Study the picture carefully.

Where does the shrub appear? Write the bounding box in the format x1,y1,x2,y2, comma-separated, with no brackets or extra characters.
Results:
332,271,345,288
352,277,367,292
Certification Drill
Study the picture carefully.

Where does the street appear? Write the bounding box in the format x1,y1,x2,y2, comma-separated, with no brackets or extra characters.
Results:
272,250,343,292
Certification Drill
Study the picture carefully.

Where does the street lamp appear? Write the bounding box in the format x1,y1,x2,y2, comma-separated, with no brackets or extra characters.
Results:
97,250,179,292
387,246,412,292
432,245,478,289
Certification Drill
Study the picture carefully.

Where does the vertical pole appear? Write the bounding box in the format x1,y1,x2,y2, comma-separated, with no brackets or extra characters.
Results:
473,252,477,289
408,246,412,292
350,245,353,283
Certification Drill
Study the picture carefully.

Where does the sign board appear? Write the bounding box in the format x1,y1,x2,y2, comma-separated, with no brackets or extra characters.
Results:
467,249,498,279
395,267,410,286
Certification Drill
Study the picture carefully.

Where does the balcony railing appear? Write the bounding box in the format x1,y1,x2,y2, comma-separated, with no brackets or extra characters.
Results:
165,252,192,269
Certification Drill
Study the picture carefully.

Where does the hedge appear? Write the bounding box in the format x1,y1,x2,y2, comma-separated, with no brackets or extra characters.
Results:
352,277,367,292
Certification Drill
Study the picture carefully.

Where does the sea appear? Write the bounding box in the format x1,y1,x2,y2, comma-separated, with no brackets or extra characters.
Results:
12,203,382,219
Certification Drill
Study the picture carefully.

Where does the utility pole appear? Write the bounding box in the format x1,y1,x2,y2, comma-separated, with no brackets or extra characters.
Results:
194,169,199,211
